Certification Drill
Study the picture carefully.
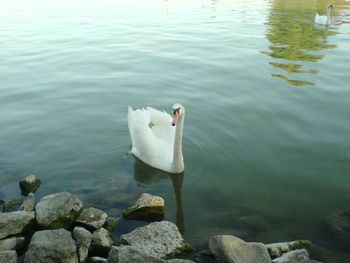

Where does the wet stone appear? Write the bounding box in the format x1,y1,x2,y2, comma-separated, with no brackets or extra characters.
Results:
19,175,41,196
75,207,108,230
0,250,18,263
122,193,164,221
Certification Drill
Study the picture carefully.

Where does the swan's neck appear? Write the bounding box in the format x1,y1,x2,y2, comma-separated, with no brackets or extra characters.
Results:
327,7,331,22
172,113,184,173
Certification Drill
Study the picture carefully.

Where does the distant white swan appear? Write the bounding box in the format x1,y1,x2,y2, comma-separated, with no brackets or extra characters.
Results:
128,103,185,174
315,4,333,25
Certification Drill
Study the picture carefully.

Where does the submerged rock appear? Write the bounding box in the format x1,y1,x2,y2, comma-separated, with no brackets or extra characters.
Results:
20,193,35,211
209,235,271,263
2,198,22,212
266,240,311,258
36,192,83,229
122,193,164,221
75,207,108,230
25,229,78,263
0,211,35,239
0,250,18,263
272,249,309,263
119,221,188,259
0,237,25,251
329,208,350,246
107,246,166,263
91,228,114,256
19,175,41,196
73,227,92,263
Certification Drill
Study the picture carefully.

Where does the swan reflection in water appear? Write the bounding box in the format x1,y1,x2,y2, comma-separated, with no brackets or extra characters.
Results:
133,158,186,234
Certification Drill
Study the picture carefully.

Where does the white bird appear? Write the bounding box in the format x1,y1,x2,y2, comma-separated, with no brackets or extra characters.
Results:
128,103,185,174
315,4,333,25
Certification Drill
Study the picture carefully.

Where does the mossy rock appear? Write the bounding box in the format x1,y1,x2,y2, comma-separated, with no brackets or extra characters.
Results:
122,205,164,221
122,193,165,221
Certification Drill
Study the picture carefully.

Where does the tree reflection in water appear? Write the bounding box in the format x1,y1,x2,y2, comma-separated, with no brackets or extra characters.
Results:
262,0,341,86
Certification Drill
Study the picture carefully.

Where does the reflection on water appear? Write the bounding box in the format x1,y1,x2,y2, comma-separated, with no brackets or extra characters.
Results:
133,158,185,234
263,0,340,86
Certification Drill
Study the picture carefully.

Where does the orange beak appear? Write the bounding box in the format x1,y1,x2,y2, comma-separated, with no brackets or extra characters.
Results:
172,111,179,126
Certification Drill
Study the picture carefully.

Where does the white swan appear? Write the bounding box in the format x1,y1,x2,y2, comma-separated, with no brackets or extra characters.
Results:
315,4,333,25
128,103,185,174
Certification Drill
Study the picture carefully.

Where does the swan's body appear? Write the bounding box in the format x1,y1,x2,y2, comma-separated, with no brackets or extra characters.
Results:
315,4,333,25
128,104,185,174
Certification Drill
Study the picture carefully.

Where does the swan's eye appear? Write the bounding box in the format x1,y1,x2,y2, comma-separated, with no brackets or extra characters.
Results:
173,108,180,115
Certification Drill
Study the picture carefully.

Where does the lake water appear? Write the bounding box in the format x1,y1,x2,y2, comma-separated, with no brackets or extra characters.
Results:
1,0,350,261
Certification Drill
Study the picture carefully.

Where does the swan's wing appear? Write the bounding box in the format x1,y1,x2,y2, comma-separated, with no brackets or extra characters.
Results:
146,107,175,141
128,107,173,164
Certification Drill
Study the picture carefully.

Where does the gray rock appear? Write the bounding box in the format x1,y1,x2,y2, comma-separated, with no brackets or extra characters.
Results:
0,211,35,239
122,193,164,221
0,250,18,263
167,259,196,263
91,228,114,254
75,208,108,230
73,227,92,263
2,198,22,212
19,175,42,196
272,249,309,263
0,237,25,251
25,229,78,263
119,221,185,259
90,257,108,263
36,192,83,229
209,235,271,263
107,246,166,263
266,241,311,258
20,193,35,211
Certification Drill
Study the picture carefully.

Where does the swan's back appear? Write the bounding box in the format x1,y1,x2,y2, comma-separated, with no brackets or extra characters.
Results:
315,13,328,25
128,107,175,171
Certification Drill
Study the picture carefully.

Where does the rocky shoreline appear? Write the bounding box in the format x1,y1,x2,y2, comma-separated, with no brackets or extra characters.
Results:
0,175,327,263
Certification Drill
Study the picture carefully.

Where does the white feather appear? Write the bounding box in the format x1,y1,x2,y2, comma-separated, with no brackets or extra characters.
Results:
127,105,185,173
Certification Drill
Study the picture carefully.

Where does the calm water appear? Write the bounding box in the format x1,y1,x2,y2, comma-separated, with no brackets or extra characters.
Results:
1,0,350,261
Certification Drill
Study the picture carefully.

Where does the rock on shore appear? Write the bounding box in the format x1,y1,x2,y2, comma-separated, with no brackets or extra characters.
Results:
91,228,114,256
0,237,25,251
0,211,35,239
75,207,108,230
0,250,18,263
73,227,92,263
25,229,78,263
108,246,167,263
120,221,186,259
209,235,271,263
35,192,83,229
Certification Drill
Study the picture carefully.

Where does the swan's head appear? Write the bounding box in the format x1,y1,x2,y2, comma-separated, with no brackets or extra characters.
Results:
327,4,333,9
171,103,185,126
